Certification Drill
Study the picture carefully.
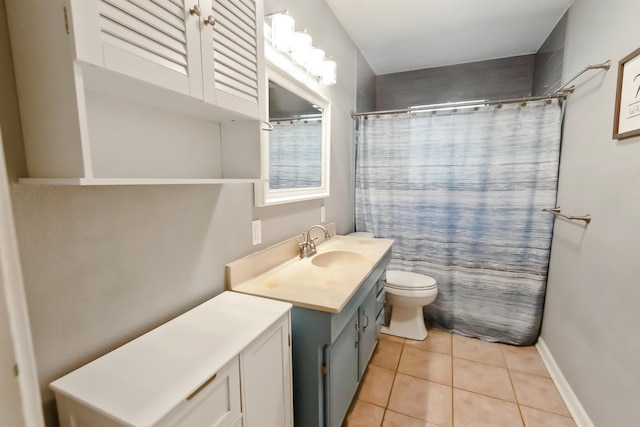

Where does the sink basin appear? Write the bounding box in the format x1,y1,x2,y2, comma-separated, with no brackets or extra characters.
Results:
311,251,366,268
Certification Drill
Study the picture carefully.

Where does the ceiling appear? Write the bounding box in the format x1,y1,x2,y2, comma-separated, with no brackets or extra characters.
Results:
324,0,573,75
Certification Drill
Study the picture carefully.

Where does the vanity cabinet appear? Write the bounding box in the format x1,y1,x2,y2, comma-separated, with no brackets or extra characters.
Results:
5,0,265,184
292,250,390,427
50,292,293,427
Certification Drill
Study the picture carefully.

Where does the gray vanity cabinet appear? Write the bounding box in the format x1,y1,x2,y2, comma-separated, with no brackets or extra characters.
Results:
290,250,390,427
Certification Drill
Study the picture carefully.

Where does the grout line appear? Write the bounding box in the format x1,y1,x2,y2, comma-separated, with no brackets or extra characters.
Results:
451,332,455,426
502,347,526,426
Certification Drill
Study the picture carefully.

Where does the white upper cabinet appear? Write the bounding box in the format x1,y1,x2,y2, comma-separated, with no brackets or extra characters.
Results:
5,0,265,184
69,0,262,118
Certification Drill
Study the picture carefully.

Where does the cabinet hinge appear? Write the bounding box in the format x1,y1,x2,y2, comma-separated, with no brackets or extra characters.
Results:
321,364,328,376
13,364,19,377
288,334,291,347
63,7,69,35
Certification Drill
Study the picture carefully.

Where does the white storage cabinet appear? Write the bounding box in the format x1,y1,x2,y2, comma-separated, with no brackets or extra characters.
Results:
50,292,293,427
5,0,266,184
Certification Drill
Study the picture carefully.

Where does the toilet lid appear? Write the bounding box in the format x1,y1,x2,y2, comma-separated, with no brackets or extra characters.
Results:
385,270,437,291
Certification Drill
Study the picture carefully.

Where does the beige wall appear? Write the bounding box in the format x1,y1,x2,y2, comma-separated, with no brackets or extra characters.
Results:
542,0,640,425
0,0,359,424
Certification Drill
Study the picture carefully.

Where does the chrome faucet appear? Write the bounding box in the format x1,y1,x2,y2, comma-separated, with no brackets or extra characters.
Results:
299,225,331,258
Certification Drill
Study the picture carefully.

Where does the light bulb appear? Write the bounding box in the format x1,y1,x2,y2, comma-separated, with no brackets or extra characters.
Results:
291,31,312,66
322,60,337,85
271,14,294,52
306,47,325,77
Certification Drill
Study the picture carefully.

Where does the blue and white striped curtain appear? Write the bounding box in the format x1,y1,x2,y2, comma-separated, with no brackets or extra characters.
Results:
355,99,563,345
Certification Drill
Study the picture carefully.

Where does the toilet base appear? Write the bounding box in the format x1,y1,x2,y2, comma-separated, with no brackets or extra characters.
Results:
381,305,428,341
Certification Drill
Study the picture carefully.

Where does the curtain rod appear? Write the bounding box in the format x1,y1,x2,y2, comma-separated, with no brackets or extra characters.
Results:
350,94,565,118
351,59,611,119
270,114,322,122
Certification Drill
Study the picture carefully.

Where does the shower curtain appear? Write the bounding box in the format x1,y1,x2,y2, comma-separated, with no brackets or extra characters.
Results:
355,99,563,345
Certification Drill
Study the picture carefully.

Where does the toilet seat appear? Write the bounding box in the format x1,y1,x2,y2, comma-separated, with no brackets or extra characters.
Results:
385,270,437,291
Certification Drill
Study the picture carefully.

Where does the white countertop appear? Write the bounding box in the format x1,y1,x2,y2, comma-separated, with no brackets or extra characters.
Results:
229,235,394,313
49,292,292,426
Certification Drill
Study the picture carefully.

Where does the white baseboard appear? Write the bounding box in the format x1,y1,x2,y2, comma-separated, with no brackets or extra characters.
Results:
536,337,595,427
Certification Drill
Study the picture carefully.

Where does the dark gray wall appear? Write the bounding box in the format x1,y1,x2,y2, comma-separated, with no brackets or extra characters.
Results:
532,12,567,95
375,55,535,110
356,50,376,113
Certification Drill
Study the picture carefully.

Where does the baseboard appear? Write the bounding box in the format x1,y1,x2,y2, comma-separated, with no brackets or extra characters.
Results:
536,337,595,427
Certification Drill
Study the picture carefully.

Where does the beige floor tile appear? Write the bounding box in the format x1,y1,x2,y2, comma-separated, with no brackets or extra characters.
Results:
453,389,524,427
382,410,441,427
510,371,570,416
453,357,516,402
387,373,453,427
405,327,452,355
370,339,403,371
398,347,452,386
379,332,406,345
453,334,506,367
356,365,396,407
520,405,576,427
343,400,385,427
501,345,550,377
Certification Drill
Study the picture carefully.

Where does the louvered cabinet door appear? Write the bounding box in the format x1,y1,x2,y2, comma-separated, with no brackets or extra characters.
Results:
200,0,263,118
69,0,204,98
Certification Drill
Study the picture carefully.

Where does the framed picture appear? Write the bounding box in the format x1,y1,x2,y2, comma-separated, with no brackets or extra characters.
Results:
613,47,640,140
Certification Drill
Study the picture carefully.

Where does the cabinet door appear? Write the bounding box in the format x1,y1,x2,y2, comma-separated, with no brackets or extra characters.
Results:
69,0,204,98
359,284,381,380
201,0,262,118
241,314,293,427
325,311,359,427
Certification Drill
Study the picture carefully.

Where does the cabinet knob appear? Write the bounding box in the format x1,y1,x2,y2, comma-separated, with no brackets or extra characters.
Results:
189,5,201,16
204,16,216,26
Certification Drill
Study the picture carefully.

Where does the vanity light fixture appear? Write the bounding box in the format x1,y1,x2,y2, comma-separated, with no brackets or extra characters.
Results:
264,12,337,86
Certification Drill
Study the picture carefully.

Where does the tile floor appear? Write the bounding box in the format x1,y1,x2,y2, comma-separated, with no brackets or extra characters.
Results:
343,328,576,427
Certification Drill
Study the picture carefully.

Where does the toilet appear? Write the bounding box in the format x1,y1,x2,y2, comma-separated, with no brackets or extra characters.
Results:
347,231,438,341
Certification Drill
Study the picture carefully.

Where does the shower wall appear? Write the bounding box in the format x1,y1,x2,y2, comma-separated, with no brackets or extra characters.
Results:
375,55,536,110
532,12,568,95
374,14,568,111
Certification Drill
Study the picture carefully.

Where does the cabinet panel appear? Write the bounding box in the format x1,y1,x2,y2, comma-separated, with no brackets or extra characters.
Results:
241,314,292,427
208,0,261,113
171,356,241,427
72,0,204,97
325,311,359,427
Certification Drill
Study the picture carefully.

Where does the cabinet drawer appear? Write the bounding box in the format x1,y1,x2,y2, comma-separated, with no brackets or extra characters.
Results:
170,356,241,427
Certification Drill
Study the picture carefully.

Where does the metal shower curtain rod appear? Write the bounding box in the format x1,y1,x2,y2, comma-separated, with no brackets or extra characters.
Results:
351,59,611,119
